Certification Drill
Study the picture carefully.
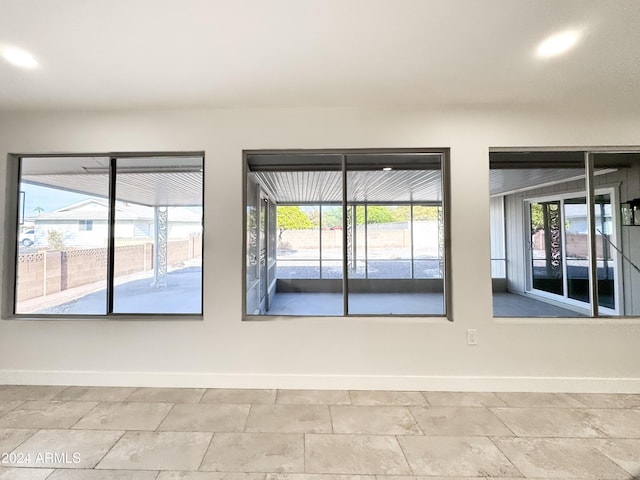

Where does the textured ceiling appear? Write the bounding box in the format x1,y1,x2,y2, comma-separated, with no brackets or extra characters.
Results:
1,0,639,111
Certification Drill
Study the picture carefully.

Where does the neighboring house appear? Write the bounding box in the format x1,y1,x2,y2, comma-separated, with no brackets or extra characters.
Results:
28,199,202,248
563,203,613,235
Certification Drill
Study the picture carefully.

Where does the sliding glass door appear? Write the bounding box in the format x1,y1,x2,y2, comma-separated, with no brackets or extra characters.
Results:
530,200,563,296
527,189,619,314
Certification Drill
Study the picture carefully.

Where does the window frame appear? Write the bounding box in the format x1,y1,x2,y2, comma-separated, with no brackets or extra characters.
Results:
242,147,452,321
3,151,205,320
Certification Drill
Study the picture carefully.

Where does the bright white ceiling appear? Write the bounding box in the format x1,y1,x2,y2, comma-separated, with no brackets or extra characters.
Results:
1,0,639,111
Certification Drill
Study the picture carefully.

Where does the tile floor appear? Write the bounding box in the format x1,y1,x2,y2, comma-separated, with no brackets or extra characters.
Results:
0,386,638,479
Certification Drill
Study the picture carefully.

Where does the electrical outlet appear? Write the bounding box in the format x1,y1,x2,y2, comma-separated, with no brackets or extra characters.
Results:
467,329,478,345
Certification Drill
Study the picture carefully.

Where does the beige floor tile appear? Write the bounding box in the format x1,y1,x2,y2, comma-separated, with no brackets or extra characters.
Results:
0,428,37,452
0,385,67,402
0,401,98,429
409,406,513,436
423,391,507,407
128,387,206,403
245,405,331,433
330,406,421,435
97,431,212,471
53,386,136,402
576,409,640,438
349,391,427,406
594,439,640,476
569,393,640,409
201,432,304,473
2,385,638,480
0,401,23,417
7,429,124,468
47,469,159,479
491,407,603,437
267,475,375,480
73,402,173,430
376,477,542,480
201,389,276,404
496,392,585,408
493,437,631,479
158,473,266,480
158,403,250,432
276,390,351,405
398,435,521,477
0,468,54,479
305,434,411,475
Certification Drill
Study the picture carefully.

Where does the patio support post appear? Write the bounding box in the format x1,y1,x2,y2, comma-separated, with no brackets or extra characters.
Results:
364,204,368,278
410,203,414,279
341,155,349,315
319,205,323,279
152,206,168,288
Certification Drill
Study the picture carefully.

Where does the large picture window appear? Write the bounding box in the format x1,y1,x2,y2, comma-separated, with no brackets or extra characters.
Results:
490,150,639,318
244,149,451,318
13,153,204,317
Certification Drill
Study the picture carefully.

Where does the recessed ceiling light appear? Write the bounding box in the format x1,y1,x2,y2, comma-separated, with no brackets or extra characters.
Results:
2,47,38,69
536,30,580,58
382,167,392,171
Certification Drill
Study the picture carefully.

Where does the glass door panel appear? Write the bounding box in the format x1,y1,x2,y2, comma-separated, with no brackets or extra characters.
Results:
564,197,589,303
530,201,563,296
413,205,444,279
320,205,343,279
276,205,320,279
595,194,615,310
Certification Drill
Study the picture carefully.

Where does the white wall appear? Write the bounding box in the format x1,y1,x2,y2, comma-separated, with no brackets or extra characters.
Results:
1,106,639,392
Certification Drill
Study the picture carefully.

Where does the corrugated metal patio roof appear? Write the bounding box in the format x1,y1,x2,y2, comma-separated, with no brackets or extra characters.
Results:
21,155,203,207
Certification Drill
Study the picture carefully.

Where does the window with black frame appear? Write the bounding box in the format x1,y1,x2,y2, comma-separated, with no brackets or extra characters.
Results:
13,154,203,317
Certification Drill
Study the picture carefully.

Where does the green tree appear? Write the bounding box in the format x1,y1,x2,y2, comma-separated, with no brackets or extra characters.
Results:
391,205,439,221
530,203,544,232
412,205,439,221
323,207,342,228
277,205,312,240
359,205,394,224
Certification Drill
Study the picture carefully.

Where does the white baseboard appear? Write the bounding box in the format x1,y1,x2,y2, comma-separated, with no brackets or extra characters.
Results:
1,370,640,393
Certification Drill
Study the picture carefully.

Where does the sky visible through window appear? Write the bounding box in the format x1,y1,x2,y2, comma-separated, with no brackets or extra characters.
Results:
21,183,100,215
